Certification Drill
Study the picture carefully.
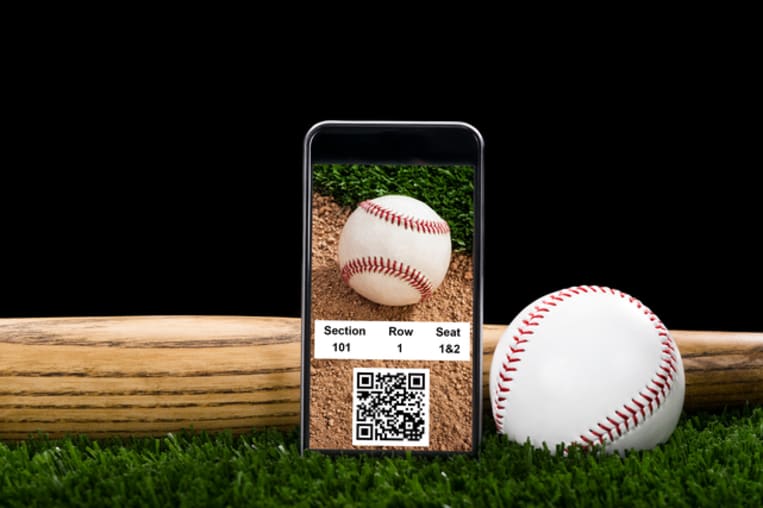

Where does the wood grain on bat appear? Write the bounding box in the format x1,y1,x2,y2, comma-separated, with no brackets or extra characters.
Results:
1,316,760,439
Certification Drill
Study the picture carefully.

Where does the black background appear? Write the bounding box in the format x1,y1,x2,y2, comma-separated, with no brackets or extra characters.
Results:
2,50,759,332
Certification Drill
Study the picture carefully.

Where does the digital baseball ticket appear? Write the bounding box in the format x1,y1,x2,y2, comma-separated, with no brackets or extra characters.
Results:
314,320,470,361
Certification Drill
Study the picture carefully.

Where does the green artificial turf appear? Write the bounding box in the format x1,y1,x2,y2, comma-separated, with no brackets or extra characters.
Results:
1,407,761,507
312,163,474,251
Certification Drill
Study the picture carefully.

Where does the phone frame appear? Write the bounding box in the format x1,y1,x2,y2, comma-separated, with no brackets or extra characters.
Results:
301,120,484,456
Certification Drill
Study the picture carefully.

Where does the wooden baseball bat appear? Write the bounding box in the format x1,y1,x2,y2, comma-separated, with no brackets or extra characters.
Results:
0,316,760,440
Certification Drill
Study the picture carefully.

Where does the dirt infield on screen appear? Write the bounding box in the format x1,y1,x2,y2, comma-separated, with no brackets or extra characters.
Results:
309,163,476,451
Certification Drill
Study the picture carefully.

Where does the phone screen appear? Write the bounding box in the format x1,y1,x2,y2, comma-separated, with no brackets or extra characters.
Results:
301,122,483,455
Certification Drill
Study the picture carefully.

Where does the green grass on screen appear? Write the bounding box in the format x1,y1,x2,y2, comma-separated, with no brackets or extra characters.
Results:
1,407,761,507
312,163,474,251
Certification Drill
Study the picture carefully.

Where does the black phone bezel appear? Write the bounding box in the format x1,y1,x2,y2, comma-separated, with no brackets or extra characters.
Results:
301,121,484,456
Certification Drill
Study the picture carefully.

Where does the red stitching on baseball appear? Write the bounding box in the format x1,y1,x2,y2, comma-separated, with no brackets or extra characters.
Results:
606,417,622,436
493,285,680,449
632,398,646,419
340,256,433,300
359,200,450,234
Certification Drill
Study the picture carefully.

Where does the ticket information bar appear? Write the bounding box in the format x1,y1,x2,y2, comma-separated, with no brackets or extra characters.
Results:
314,320,470,361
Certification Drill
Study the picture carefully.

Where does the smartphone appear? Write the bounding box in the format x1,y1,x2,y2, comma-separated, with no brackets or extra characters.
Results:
301,121,484,455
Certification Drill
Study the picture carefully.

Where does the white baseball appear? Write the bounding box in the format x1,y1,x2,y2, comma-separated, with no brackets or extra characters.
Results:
337,194,451,306
490,285,685,455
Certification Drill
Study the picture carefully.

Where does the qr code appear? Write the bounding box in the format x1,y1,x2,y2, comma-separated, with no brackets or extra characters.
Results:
352,368,429,447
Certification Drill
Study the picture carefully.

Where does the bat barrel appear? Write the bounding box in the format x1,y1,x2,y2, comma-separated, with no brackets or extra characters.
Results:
1,316,760,439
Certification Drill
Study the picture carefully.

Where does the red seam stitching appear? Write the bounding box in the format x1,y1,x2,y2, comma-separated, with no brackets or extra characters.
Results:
577,288,679,450
359,200,450,234
340,256,433,300
493,285,680,449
